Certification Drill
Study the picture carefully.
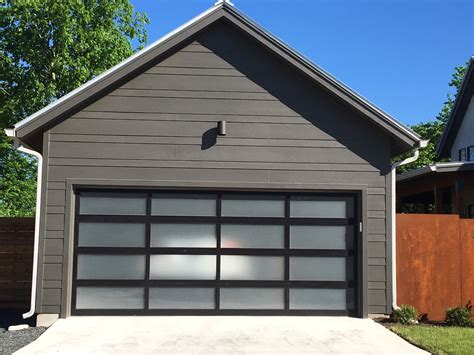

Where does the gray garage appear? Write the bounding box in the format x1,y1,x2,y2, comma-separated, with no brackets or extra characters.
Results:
6,2,422,318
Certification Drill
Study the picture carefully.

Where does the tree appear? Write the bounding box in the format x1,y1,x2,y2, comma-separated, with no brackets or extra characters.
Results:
397,64,468,173
0,0,149,216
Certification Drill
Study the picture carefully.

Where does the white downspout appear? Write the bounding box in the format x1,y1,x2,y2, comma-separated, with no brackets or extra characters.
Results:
390,139,428,311
4,129,43,319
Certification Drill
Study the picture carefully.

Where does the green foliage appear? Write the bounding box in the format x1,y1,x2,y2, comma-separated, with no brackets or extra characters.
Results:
393,305,419,325
446,303,472,327
397,64,468,173
0,0,149,216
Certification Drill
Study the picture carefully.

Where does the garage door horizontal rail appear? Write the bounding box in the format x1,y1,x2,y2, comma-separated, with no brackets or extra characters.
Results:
77,215,355,226
74,247,354,257
74,280,355,288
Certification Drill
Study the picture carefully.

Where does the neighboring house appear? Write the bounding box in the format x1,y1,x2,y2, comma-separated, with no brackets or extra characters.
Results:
398,57,474,217
5,2,422,320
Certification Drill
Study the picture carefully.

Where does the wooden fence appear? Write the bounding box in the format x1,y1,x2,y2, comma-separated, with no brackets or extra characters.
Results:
397,214,474,320
0,218,34,309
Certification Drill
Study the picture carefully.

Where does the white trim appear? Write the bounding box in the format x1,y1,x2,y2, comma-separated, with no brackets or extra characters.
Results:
389,139,428,312
16,146,43,319
214,0,234,6
13,3,223,131
4,128,15,137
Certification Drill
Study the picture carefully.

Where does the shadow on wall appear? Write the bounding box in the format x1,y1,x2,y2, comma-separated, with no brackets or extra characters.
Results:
202,127,218,150
197,20,392,174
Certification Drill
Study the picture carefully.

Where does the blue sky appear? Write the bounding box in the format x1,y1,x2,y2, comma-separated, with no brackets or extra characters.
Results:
130,0,473,126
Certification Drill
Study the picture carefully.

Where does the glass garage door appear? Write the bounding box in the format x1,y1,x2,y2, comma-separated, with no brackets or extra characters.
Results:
72,190,359,315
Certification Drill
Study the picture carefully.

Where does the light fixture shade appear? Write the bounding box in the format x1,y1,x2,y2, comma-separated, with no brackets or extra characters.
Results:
217,121,227,136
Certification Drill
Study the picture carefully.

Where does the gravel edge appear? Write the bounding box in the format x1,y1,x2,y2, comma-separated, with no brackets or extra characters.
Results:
0,327,47,355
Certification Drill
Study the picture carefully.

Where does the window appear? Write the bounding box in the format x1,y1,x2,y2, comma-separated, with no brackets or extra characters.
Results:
459,148,467,161
468,146,474,161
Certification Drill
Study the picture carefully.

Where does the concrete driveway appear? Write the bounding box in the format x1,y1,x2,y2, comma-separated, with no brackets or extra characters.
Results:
16,316,426,354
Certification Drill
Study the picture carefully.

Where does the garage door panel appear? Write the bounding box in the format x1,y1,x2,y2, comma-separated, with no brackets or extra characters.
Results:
289,225,350,250
149,288,215,309
289,257,347,281
221,196,285,217
151,194,216,216
79,194,147,215
76,287,144,309
220,288,284,310
73,190,359,315
78,222,146,247
150,255,216,280
220,256,284,280
151,223,216,248
221,224,284,249
77,254,146,280
290,197,353,218
289,288,347,310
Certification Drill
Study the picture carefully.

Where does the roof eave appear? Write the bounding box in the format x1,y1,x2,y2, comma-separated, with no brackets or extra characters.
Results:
397,161,474,182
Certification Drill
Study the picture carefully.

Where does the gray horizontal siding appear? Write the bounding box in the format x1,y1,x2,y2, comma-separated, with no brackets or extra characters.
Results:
48,142,375,166
40,32,391,315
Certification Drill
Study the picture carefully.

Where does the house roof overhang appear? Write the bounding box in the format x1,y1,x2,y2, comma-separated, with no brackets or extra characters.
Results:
437,57,474,158
397,161,474,183
6,2,421,155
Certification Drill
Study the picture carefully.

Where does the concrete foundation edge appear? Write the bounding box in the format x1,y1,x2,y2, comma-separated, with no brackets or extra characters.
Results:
37,314,59,327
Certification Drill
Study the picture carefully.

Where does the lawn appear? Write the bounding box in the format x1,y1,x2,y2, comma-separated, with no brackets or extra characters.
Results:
391,324,474,354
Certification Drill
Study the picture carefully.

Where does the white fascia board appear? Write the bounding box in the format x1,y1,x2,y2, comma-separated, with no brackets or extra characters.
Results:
4,128,15,137
13,3,223,132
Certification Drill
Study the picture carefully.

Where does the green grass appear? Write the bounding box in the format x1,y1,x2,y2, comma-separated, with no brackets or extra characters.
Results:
391,324,474,354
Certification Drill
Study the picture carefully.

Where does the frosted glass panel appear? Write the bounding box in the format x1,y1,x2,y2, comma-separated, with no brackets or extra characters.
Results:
150,255,216,280
290,226,347,250
221,256,284,280
151,224,216,248
149,288,214,309
78,222,145,247
152,194,216,216
289,289,346,310
222,196,284,217
290,199,348,218
76,287,144,309
80,196,146,215
77,255,145,280
220,288,284,309
290,257,346,281
221,225,284,249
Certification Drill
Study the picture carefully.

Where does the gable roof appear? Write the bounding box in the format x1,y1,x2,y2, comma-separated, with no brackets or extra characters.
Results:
437,57,474,158
7,2,421,154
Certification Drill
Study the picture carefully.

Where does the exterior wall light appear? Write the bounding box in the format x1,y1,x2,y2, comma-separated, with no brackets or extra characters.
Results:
218,121,227,136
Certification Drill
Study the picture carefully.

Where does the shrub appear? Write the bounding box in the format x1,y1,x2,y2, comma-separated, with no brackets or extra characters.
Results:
446,303,472,327
393,305,418,325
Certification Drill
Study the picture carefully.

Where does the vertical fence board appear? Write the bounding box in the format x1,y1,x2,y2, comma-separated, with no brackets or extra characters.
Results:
397,214,474,320
460,220,474,309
